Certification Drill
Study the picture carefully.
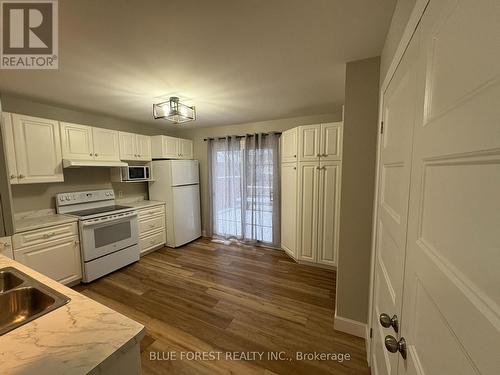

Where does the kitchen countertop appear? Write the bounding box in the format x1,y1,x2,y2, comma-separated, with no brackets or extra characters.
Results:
0,255,145,375
14,209,78,233
118,200,166,209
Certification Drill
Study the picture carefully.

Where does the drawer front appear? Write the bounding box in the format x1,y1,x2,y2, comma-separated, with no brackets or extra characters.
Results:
139,229,166,254
14,235,82,285
138,205,165,220
0,236,13,259
13,222,78,249
139,215,165,235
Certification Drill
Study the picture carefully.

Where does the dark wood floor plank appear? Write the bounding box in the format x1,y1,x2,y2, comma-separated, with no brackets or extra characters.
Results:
74,239,370,375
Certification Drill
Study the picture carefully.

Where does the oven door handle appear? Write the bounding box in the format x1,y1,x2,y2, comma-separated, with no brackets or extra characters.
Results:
81,212,138,227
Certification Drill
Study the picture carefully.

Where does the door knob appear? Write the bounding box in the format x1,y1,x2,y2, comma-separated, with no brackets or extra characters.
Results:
380,313,399,333
384,335,407,360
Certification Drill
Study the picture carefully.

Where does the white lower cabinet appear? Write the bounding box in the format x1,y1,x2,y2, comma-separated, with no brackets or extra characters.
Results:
138,204,166,255
13,223,82,285
0,237,13,259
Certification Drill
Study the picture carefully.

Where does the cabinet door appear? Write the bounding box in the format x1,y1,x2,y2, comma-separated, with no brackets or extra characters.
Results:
297,162,320,262
320,122,342,160
281,163,297,257
0,236,13,259
12,114,63,184
1,112,18,184
60,122,94,160
281,128,298,163
298,125,320,162
136,134,152,161
92,127,120,161
179,139,193,159
317,161,341,266
14,236,82,285
119,131,137,160
163,136,180,159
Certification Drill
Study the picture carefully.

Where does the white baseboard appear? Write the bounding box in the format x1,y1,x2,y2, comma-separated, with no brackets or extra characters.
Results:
334,312,367,338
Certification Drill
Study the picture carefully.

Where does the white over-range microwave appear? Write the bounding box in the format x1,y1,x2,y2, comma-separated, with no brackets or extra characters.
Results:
121,166,151,181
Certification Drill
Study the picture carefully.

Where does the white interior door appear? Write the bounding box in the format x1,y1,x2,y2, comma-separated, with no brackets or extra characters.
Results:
371,26,420,375
399,1,500,374
280,163,297,257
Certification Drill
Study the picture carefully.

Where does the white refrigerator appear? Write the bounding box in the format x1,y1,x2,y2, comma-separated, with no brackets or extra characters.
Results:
149,160,201,247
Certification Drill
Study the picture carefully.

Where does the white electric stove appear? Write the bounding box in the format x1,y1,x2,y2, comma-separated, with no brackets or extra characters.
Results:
56,189,139,282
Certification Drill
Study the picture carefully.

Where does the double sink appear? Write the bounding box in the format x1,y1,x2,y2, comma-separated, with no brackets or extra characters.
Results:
0,267,70,336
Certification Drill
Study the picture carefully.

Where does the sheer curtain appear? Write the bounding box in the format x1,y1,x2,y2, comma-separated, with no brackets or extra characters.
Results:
207,133,280,247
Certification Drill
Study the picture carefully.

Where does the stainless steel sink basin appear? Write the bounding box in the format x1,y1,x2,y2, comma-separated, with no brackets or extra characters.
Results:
0,270,23,292
0,267,70,336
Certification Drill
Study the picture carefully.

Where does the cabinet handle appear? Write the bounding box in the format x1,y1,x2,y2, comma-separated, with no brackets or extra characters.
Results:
18,174,25,179
293,155,297,158
293,167,296,170
90,153,93,156
316,153,320,157
43,232,56,239
10,174,16,179
94,153,98,157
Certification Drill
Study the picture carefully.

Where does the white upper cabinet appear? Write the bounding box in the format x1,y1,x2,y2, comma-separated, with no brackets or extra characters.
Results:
61,122,119,162
281,128,298,163
1,113,19,183
152,135,193,159
298,125,321,162
92,127,120,161
118,131,136,160
10,113,63,184
119,132,152,161
320,122,342,160
179,138,193,159
60,122,94,160
136,134,152,161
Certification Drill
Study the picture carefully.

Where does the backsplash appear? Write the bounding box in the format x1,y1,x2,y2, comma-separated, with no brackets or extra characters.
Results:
11,168,148,213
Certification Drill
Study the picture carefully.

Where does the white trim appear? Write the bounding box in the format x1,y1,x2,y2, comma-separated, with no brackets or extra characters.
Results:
366,0,430,367
334,312,366,338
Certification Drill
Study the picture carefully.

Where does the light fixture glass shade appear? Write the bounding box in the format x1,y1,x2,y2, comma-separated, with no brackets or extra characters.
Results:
153,97,196,124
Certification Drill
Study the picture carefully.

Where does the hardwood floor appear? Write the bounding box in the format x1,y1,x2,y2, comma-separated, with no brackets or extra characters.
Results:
74,239,370,375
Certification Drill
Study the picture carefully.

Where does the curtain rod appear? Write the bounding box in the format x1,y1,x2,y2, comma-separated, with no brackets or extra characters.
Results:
203,132,281,141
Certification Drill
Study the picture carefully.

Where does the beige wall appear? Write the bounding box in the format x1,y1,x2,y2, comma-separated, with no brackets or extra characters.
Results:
380,0,416,81
336,57,380,323
176,112,343,235
1,94,179,213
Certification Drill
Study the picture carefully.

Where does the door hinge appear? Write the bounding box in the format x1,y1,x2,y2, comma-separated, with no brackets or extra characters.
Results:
370,328,373,338
380,121,384,134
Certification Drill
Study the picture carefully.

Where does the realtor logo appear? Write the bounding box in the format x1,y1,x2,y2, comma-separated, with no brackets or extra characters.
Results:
1,0,58,69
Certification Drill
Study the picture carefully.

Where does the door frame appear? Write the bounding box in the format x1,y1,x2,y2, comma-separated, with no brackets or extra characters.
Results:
365,0,430,365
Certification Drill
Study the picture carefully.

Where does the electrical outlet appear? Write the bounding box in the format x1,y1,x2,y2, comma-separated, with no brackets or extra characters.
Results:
118,190,124,198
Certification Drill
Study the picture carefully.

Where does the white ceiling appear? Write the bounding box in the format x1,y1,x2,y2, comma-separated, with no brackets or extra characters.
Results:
0,0,396,128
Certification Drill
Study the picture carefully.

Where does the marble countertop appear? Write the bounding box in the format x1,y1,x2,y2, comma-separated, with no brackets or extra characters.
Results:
0,255,145,375
14,209,78,233
118,200,166,209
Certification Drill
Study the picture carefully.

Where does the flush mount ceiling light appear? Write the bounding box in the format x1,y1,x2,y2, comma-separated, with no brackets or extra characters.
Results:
153,96,196,124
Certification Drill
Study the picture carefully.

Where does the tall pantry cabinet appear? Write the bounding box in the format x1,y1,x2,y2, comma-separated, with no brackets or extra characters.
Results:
280,122,343,267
